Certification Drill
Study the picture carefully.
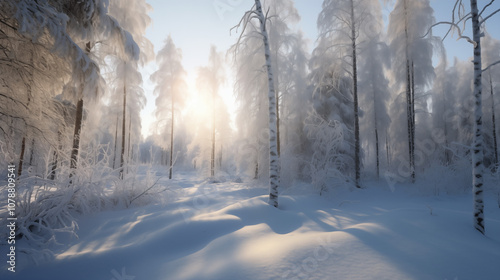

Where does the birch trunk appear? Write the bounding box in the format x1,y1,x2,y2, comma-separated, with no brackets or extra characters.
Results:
490,70,498,169
470,0,485,234
255,0,279,207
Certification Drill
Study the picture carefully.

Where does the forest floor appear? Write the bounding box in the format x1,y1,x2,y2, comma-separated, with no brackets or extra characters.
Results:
2,167,500,280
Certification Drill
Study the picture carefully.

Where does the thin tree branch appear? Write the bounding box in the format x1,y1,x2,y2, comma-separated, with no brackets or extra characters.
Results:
482,60,500,73
480,8,500,25
423,21,476,47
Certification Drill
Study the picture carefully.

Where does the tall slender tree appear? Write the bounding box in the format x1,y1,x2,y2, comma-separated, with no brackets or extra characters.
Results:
197,46,225,178
314,0,384,187
151,35,187,179
429,0,500,234
108,0,153,178
232,0,280,207
387,0,436,181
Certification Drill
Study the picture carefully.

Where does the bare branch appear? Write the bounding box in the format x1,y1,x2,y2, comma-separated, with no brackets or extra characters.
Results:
423,21,476,47
478,0,495,17
480,8,500,25
482,60,500,73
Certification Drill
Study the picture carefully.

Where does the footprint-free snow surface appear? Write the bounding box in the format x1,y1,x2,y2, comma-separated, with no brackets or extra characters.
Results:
2,170,500,280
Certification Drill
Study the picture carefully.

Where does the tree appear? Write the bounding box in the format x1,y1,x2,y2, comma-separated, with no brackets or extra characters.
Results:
357,2,391,179
108,0,153,179
58,0,139,177
196,46,225,178
481,34,500,170
387,0,437,182
230,0,307,185
316,0,364,188
151,35,187,179
233,0,280,207
429,0,500,234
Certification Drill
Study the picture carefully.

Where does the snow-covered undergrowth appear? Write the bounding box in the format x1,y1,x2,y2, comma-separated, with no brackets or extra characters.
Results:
0,159,170,265
1,167,499,280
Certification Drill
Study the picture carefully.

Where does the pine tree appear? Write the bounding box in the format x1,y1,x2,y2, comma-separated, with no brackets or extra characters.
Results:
151,35,187,179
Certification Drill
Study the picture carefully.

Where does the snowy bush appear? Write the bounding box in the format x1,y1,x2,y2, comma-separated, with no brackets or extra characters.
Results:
0,142,167,262
306,112,354,195
418,145,472,195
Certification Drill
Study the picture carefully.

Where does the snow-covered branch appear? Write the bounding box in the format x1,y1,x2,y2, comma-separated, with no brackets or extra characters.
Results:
482,60,500,73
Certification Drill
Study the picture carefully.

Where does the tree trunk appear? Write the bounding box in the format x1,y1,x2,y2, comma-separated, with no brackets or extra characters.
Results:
404,0,415,182
219,143,223,168
411,61,416,181
211,87,216,178
371,73,380,178
470,0,485,234
442,92,451,165
375,127,380,178
350,0,361,188
70,42,92,175
255,0,279,208
169,93,174,179
276,73,281,157
70,98,83,171
17,137,26,178
128,114,132,161
120,78,127,179
113,115,119,169
490,70,498,170
386,130,390,166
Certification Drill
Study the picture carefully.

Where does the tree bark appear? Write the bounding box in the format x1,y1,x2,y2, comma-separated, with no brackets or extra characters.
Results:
211,85,216,178
403,0,415,182
169,92,174,179
255,0,279,207
128,114,132,161
490,70,498,170
350,0,361,188
17,137,26,178
386,130,390,166
70,42,92,175
120,74,127,179
371,69,380,178
470,0,485,234
70,98,83,171
113,115,119,169
411,61,416,181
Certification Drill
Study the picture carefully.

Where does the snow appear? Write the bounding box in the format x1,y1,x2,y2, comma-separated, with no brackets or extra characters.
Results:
2,169,500,280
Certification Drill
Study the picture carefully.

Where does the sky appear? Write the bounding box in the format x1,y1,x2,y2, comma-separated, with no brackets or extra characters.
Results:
139,0,500,138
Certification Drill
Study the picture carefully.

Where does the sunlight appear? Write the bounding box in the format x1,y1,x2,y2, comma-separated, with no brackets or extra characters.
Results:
182,72,238,132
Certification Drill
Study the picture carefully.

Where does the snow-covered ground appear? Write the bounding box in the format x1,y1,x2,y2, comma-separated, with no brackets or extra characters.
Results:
2,169,500,280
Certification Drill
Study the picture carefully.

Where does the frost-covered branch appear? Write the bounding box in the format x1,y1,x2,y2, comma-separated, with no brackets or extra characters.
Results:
423,21,476,47
482,60,500,73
